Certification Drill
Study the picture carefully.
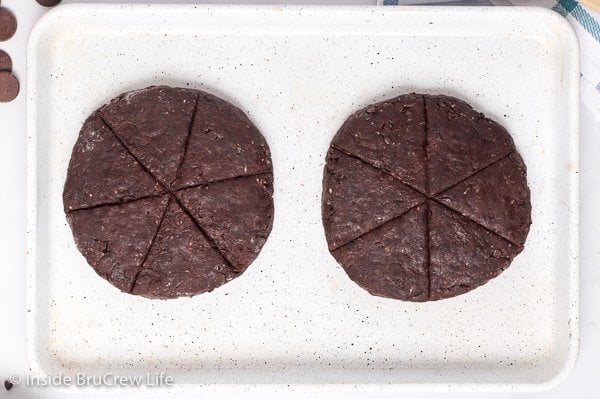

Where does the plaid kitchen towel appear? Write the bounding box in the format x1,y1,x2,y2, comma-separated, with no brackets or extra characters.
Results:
380,0,600,118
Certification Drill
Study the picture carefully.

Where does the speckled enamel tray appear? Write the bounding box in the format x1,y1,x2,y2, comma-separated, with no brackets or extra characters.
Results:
26,4,579,391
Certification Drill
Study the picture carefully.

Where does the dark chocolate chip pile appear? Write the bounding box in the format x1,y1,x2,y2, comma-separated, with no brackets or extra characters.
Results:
64,86,274,299
322,93,531,302
0,9,19,103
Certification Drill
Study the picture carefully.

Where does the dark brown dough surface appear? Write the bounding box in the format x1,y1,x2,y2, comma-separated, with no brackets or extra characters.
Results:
425,94,514,195
332,204,429,302
331,93,427,193
66,195,169,293
132,200,234,299
435,152,530,246
63,113,164,212
323,93,531,301
428,202,520,301
99,86,198,187
64,86,274,298
173,92,272,189
322,148,425,251
176,174,274,270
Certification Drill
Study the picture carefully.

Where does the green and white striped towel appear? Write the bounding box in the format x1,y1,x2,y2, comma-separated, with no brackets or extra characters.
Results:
380,0,600,118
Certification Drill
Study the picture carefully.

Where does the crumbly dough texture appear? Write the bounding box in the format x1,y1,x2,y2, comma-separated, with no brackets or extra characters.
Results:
64,86,273,299
323,93,531,302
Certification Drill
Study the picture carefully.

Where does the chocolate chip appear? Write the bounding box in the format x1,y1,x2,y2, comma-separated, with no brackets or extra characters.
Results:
0,49,12,72
0,8,17,42
0,71,19,102
4,380,13,391
36,0,62,7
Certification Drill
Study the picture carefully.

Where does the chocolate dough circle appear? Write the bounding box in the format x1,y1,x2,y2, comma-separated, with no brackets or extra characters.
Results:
64,86,273,299
322,93,531,302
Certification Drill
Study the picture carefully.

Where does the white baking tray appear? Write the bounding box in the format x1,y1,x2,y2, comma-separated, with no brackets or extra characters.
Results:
26,4,579,392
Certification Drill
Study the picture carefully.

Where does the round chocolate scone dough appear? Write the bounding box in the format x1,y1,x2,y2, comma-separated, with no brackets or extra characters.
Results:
64,86,273,299
322,93,531,302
